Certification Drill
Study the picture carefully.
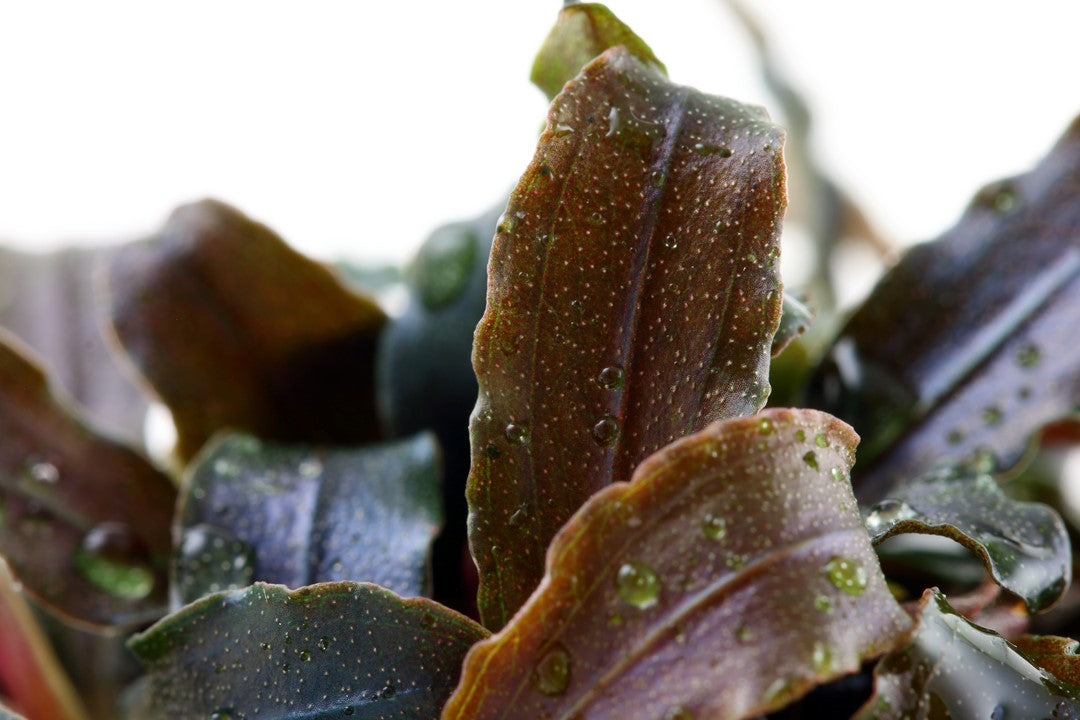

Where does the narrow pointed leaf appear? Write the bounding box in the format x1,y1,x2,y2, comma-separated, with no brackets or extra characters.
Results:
129,581,488,719
174,433,441,606
106,199,387,460
0,332,175,628
772,292,813,356
1012,635,1080,685
531,2,665,101
469,46,786,628
855,589,1080,719
806,117,1080,501
865,462,1071,612
446,409,910,720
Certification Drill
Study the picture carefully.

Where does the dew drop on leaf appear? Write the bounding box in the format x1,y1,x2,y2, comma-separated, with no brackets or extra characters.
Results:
593,415,620,447
829,467,845,483
532,643,571,696
597,365,625,390
209,710,233,720
814,433,829,448
74,522,155,600
758,418,773,435
616,560,661,609
824,557,868,596
701,513,727,540
811,640,834,673
1016,344,1041,368
662,706,695,720
505,422,529,444
803,451,819,470
29,460,59,484
814,594,834,613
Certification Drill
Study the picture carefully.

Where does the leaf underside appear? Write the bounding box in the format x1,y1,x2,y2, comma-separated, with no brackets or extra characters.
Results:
468,46,786,629
446,409,910,720
129,582,488,720
174,433,442,606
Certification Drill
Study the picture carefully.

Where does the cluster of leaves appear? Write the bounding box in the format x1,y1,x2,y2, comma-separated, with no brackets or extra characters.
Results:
3,4,1080,719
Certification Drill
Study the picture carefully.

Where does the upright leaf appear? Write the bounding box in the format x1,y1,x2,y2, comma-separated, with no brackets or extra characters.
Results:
106,199,387,460
129,582,488,719
806,116,1080,501
0,332,175,628
855,589,1080,719
446,409,910,719
174,433,441,605
468,46,786,628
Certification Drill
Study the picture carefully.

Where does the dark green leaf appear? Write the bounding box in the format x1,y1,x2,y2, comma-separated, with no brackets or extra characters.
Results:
530,2,665,100
129,581,488,719
0,332,175,628
865,462,1071,612
806,117,1080,501
446,409,910,719
468,47,786,629
106,199,387,460
1013,635,1080,685
855,589,1080,719
175,433,441,606
772,293,813,356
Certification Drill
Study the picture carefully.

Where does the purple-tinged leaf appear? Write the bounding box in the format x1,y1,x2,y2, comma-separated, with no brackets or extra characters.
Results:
468,46,786,629
445,409,910,720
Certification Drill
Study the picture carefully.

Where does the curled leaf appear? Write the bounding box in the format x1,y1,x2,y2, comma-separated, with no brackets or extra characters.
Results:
772,292,814,357
469,46,786,628
445,409,910,720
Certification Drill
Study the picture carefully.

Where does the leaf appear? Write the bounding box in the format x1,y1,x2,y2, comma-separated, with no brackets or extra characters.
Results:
772,292,813,357
445,409,911,720
0,703,27,720
530,2,666,100
174,432,441,606
129,581,489,719
805,116,1080,501
0,332,175,629
864,462,1071,612
1012,635,1080,685
105,199,387,460
0,246,148,445
855,589,1080,719
468,46,786,628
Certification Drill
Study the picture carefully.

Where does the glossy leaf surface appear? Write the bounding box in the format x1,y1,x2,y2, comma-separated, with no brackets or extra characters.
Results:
530,2,665,100
469,47,786,628
1013,635,1080,685
106,199,387,460
175,433,441,606
130,582,488,719
865,463,1070,612
0,332,175,628
855,589,1080,719
446,409,910,720
806,117,1080,501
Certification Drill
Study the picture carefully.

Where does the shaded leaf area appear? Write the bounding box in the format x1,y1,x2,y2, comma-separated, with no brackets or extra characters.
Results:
0,704,26,720
469,47,786,629
806,116,1080,502
1013,636,1080,685
129,582,488,719
446,409,910,720
772,293,813,357
0,333,175,628
530,2,665,101
855,589,1080,719
0,247,148,445
864,462,1071,612
376,202,501,612
106,199,387,460
175,433,441,606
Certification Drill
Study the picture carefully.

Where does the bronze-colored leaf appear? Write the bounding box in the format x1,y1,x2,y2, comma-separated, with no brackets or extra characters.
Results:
445,409,910,719
468,46,786,629
806,116,1080,502
0,332,175,629
105,199,387,460
1012,635,1080,686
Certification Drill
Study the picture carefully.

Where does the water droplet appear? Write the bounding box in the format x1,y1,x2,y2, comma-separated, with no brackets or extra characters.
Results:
692,142,732,158
29,461,59,484
745,252,758,264
597,365,625,390
344,707,355,717
814,433,829,448
592,415,620,447
982,406,1003,426
209,710,234,720
701,513,726,540
811,641,834,673
1016,344,1041,368
662,234,678,250
662,706,695,720
318,636,331,651
532,643,571,696
376,681,396,699
73,522,154,600
794,429,806,442
485,443,501,459
553,123,574,137
864,499,918,533
736,625,754,643
588,211,606,226
824,557,868,596
764,677,796,705
757,418,773,435
829,467,845,483
814,594,834,613
616,561,661,609
505,422,529,444
299,650,311,662
802,451,819,470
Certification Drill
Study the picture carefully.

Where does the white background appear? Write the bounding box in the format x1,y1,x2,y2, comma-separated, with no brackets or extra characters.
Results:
1,1,1078,270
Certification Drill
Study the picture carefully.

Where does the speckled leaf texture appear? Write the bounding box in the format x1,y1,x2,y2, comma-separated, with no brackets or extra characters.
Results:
446,409,910,720
173,433,442,606
129,582,488,719
1012,636,1080,685
864,462,1070,612
468,47,786,629
106,199,387,460
855,589,1080,719
0,332,175,629
806,116,1080,503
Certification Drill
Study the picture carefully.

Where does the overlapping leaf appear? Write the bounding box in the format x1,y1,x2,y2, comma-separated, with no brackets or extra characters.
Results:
446,409,910,719
129,582,488,719
806,116,1080,501
773,293,813,356
1013,635,1080,685
174,433,441,606
855,589,1080,719
0,332,175,628
468,46,786,628
106,199,387,460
